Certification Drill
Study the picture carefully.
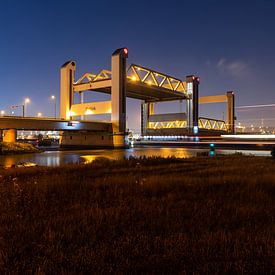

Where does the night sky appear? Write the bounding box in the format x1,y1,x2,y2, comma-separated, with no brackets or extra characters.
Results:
1,0,275,131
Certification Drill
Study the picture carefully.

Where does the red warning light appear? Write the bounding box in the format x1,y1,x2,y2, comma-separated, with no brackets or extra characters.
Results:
123,48,128,55
192,76,195,80
196,77,200,82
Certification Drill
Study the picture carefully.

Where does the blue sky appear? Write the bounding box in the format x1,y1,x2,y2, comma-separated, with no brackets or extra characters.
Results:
1,0,275,130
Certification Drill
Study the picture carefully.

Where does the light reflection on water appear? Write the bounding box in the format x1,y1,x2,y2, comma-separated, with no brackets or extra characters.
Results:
0,147,271,168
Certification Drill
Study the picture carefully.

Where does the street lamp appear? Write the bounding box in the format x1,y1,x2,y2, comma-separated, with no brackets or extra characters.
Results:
37,112,42,117
0,110,5,116
51,95,56,119
24,98,30,117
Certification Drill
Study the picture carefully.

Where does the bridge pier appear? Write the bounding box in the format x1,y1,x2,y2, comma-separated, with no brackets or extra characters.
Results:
3,129,17,143
59,131,115,148
141,102,154,136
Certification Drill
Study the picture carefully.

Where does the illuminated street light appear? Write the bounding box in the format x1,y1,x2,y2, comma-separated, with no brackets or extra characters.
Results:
24,98,30,117
51,95,56,119
0,110,5,116
37,112,42,117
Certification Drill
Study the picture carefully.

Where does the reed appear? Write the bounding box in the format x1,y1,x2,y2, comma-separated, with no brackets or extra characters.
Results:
0,156,274,273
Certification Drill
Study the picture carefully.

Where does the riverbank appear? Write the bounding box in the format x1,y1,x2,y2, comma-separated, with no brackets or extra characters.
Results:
0,141,41,155
0,156,274,273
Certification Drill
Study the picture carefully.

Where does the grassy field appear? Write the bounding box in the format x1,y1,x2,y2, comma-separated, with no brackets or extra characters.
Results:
0,155,274,273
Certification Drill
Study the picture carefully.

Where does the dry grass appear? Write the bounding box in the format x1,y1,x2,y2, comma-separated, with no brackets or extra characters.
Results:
0,156,274,273
0,142,40,154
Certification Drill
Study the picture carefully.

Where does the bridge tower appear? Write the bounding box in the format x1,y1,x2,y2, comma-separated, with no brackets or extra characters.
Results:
60,49,129,148
60,61,76,119
111,48,128,147
226,91,235,133
186,75,199,133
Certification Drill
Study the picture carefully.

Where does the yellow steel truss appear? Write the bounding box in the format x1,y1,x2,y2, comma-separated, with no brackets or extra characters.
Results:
127,64,187,94
74,70,112,84
74,64,187,95
148,120,187,129
198,117,227,131
148,117,227,131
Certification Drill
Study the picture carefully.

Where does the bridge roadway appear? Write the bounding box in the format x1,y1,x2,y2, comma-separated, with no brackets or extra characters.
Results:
0,116,112,132
73,78,187,102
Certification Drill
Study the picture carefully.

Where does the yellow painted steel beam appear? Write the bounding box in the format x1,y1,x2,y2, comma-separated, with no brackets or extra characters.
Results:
70,101,111,116
199,95,227,104
73,79,112,92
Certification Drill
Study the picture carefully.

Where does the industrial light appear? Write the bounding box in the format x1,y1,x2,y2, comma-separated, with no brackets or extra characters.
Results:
131,76,137,81
148,80,152,85
123,48,128,55
37,112,42,117
85,109,93,115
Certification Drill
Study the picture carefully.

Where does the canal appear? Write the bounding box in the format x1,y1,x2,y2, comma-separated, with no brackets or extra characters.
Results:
0,146,271,168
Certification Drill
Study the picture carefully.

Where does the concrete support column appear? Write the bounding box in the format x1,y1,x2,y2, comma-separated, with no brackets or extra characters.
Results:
3,129,17,143
80,91,84,121
186,75,199,133
60,61,76,120
226,91,235,133
141,102,154,136
111,48,128,147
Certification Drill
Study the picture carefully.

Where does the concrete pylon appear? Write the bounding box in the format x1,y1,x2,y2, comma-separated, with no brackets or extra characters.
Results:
3,129,17,142
186,75,199,133
111,48,128,147
141,102,154,136
60,61,76,120
226,91,235,133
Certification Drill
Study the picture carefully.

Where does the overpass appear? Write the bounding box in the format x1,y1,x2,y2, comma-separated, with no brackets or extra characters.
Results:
0,48,235,147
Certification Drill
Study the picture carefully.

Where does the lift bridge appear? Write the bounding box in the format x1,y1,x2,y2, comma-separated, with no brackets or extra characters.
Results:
0,48,235,148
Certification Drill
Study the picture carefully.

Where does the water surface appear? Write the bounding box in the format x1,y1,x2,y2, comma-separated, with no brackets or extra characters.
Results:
0,147,271,168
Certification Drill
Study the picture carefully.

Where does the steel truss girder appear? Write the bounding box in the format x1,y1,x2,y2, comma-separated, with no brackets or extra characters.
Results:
73,64,188,97
148,120,187,129
127,64,187,95
147,117,227,131
198,117,227,131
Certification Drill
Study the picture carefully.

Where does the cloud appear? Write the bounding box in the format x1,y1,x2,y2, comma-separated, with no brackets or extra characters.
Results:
216,58,249,77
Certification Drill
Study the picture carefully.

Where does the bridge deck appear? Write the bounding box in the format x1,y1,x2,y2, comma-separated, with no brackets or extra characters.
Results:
73,79,187,102
0,117,112,131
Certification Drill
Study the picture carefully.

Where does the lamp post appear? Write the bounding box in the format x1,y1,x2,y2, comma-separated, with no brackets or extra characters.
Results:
51,95,56,119
24,98,30,117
